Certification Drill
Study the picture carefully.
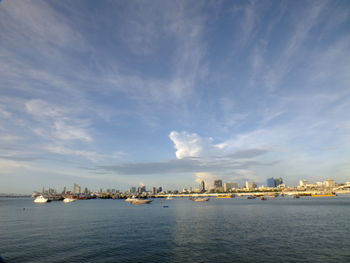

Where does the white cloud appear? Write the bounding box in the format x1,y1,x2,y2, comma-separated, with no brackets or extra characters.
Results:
169,131,220,159
25,99,93,143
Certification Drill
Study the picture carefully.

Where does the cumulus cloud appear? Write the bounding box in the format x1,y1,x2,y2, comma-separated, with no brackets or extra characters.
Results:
169,131,222,159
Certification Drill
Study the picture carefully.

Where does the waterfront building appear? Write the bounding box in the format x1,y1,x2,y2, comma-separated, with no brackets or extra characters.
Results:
157,186,162,193
152,187,157,194
324,179,336,188
245,181,256,190
267,177,283,187
299,180,309,187
137,186,146,194
200,180,206,192
62,186,66,194
224,182,238,192
73,184,81,194
214,180,223,188
267,178,275,188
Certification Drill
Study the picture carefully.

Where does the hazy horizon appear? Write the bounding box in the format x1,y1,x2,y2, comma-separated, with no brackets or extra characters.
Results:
1,0,350,194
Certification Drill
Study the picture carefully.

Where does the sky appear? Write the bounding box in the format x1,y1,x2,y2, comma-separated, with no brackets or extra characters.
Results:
1,0,350,194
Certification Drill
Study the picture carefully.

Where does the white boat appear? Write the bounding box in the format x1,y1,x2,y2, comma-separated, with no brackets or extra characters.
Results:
34,195,49,203
165,195,173,200
63,197,76,203
125,196,138,202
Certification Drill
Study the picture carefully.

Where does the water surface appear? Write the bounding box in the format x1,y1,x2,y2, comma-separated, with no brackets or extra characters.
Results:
1,196,350,263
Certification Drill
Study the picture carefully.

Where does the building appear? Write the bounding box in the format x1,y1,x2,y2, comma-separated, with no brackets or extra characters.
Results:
267,177,283,187
73,183,81,194
157,186,163,193
299,180,309,187
137,186,146,194
152,187,157,195
224,182,238,192
199,180,206,192
245,181,256,190
214,180,223,188
324,179,336,188
267,178,275,188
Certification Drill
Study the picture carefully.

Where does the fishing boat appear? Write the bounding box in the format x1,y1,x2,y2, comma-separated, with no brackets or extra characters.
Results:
131,199,152,205
192,197,210,202
34,195,49,203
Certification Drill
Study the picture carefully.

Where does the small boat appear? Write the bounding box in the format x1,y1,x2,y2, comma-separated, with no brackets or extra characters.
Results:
34,195,49,203
192,197,210,202
165,195,174,200
293,195,300,199
247,196,256,199
63,197,76,203
131,199,152,205
260,197,267,201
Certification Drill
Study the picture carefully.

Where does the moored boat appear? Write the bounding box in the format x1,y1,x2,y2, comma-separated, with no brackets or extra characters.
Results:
217,195,234,198
260,197,267,201
63,197,76,203
34,195,49,203
311,193,337,197
192,197,210,202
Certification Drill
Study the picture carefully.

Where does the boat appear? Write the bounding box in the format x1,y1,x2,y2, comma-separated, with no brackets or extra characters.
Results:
131,199,152,205
311,193,337,197
125,196,138,202
192,197,210,202
165,195,174,200
217,195,234,198
34,195,49,203
293,195,300,199
260,197,267,201
63,197,76,203
247,196,256,199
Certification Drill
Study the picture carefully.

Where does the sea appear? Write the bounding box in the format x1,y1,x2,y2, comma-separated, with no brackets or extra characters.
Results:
1,196,350,263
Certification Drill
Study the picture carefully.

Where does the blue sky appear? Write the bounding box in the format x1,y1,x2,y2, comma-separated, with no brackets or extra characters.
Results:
1,0,350,193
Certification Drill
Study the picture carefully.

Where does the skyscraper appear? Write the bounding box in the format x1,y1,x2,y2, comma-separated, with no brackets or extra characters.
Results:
200,180,205,192
73,183,81,194
267,178,275,187
214,180,223,188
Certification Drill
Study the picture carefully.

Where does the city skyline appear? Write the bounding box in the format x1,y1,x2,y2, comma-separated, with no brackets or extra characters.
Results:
1,0,350,194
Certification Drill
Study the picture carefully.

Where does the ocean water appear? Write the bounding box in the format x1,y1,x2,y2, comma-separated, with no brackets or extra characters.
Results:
1,196,350,263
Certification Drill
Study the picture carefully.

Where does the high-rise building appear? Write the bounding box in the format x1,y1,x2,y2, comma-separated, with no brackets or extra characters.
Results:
267,178,275,187
245,181,256,190
267,177,283,187
224,182,238,192
200,180,206,192
152,187,157,194
62,186,66,194
214,180,223,188
73,183,81,194
157,187,162,193
275,178,283,187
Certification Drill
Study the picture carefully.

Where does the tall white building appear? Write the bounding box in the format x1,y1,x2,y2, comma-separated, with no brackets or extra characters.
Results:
299,180,309,187
245,181,256,190
73,183,81,194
